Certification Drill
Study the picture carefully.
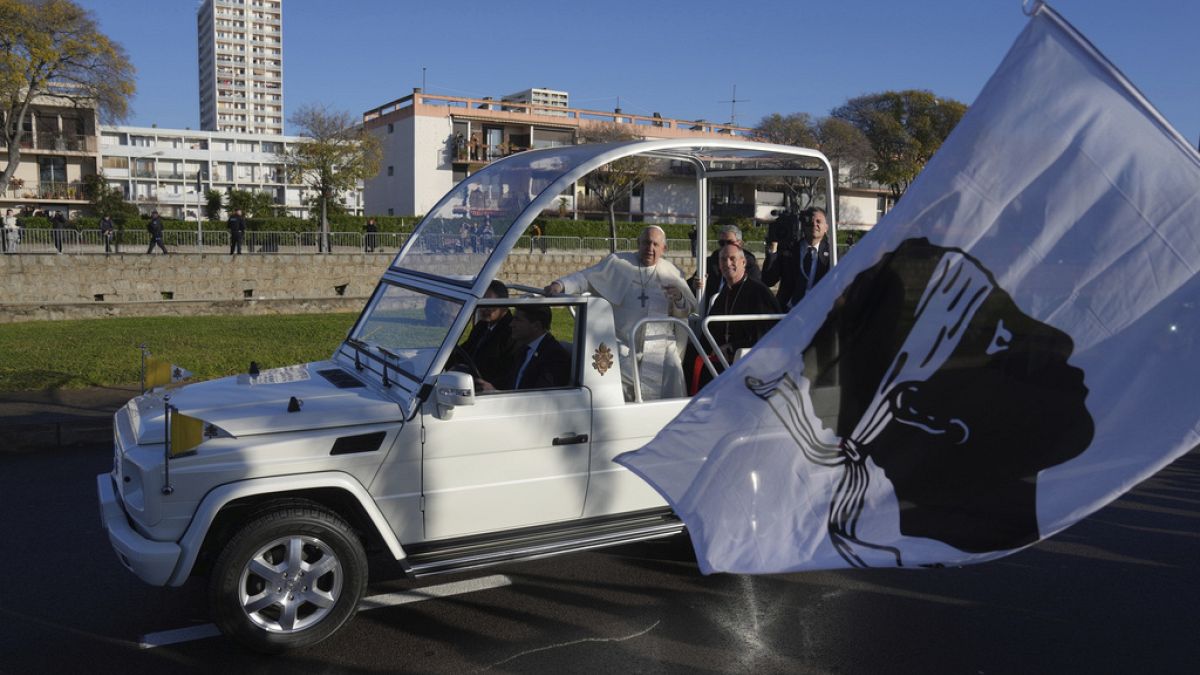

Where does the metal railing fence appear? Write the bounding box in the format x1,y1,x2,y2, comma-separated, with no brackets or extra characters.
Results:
1,230,779,257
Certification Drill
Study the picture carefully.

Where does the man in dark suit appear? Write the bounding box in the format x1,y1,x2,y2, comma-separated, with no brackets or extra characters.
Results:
480,304,571,392
762,207,831,309
452,280,518,385
228,209,246,255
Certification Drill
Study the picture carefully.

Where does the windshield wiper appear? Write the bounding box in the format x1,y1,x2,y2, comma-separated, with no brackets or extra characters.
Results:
374,345,402,388
344,337,369,371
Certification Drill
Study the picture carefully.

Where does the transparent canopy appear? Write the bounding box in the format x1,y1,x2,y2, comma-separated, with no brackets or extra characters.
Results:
389,139,833,289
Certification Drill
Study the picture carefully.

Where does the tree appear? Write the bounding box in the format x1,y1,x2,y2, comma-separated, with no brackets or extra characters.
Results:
755,112,819,148
0,0,135,192
832,90,967,198
815,116,874,186
281,104,381,252
82,172,136,221
577,123,649,252
226,188,273,218
204,189,223,221
754,113,822,210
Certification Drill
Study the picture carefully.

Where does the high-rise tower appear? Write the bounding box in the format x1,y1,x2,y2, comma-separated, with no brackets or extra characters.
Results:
197,0,283,135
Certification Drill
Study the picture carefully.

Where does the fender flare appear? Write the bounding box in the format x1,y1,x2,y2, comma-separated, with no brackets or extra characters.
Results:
167,471,407,586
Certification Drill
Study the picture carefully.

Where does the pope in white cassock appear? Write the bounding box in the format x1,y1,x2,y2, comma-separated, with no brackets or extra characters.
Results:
546,226,697,400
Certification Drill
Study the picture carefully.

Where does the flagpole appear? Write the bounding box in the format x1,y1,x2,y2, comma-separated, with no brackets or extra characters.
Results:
162,397,174,495
139,343,147,394
1031,2,1200,160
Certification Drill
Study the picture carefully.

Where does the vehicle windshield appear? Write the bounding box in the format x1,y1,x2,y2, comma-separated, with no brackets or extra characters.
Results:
392,145,599,283
348,283,463,382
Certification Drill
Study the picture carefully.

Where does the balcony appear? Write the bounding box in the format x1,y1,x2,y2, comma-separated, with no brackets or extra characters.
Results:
1,133,96,153
25,181,86,201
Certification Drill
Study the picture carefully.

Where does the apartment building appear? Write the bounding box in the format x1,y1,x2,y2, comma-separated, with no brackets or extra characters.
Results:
0,93,100,216
361,89,759,220
99,125,363,219
502,88,570,116
197,0,284,135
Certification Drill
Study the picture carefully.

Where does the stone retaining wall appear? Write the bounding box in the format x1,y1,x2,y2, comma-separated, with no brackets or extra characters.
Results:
0,251,698,323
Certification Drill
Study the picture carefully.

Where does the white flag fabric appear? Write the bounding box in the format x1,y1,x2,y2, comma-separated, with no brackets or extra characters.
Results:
616,4,1200,574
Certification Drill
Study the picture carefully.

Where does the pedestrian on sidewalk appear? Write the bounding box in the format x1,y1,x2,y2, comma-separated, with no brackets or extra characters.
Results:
364,217,378,253
2,209,17,253
51,210,67,254
145,211,168,254
228,209,246,255
99,215,116,254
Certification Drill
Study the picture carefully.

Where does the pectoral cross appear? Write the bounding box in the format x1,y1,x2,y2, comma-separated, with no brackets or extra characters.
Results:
637,288,649,308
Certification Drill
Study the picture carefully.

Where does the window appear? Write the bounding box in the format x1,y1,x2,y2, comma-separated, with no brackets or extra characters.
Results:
102,156,129,170
387,123,394,134
387,208,394,216
39,157,66,184
448,301,579,392
387,166,394,176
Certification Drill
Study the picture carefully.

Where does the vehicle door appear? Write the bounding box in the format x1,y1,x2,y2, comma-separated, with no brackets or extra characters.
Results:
420,301,591,540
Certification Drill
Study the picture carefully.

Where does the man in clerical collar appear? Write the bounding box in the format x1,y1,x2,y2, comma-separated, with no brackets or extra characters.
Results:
479,305,571,392
763,207,832,309
688,244,781,394
693,224,762,299
546,225,696,401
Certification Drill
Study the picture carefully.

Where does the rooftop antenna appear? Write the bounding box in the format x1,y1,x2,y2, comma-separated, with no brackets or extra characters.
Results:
720,85,749,127
421,66,427,92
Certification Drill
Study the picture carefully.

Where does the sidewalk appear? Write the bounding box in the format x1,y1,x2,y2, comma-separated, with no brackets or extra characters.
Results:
0,385,139,453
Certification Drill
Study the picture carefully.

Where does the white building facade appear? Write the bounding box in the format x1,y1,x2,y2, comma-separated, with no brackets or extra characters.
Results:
99,125,363,219
197,0,284,136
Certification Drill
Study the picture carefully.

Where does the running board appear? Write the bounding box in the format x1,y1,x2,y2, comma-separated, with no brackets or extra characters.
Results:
405,515,685,578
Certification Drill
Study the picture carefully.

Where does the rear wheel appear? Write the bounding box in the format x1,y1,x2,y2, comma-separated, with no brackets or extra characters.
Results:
209,504,367,653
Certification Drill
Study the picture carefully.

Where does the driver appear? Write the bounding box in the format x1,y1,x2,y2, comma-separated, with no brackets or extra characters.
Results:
478,305,571,392
450,280,518,385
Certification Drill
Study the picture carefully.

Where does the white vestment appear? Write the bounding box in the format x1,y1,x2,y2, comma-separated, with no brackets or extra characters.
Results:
558,253,697,400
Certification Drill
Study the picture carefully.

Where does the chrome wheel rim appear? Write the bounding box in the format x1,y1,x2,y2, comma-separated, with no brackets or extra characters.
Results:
237,535,344,633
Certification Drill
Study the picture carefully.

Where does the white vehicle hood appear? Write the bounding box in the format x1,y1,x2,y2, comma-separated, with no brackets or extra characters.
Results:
127,361,410,444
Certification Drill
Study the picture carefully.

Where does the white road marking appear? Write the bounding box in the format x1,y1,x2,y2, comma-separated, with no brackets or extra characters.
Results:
138,573,514,649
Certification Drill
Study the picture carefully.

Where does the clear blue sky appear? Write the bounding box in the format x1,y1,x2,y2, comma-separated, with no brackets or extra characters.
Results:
75,0,1199,145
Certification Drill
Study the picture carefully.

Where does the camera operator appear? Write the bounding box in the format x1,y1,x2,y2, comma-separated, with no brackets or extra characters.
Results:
762,207,831,309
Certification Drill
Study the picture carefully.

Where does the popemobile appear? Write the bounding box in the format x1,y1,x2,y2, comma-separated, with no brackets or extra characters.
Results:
97,138,838,652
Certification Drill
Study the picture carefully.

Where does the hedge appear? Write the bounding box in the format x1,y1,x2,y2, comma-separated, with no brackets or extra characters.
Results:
12,213,868,248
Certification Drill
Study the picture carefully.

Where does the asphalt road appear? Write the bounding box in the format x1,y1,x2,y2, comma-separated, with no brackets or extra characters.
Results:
2,441,1197,674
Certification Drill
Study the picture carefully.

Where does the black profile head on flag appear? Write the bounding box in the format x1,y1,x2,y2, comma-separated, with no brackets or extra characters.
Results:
749,238,1095,566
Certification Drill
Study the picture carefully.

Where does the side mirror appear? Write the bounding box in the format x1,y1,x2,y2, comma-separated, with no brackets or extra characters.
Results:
434,371,475,419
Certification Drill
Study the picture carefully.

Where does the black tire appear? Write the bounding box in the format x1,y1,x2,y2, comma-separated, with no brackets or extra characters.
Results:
208,504,367,653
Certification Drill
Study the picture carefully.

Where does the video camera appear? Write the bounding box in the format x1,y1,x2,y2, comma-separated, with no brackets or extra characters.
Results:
767,208,805,248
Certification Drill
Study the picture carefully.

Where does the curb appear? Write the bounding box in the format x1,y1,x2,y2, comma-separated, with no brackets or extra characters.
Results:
0,386,136,454
8,419,114,453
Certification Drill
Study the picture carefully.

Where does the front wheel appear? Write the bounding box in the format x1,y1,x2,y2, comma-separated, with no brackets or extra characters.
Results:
209,504,367,653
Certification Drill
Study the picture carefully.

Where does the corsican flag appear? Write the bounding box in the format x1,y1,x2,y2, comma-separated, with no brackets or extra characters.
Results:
616,2,1200,574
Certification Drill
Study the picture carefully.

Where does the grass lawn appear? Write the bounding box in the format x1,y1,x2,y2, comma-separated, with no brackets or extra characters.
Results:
0,314,358,391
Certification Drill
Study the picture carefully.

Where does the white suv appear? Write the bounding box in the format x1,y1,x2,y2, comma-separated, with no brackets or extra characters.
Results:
97,139,835,652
